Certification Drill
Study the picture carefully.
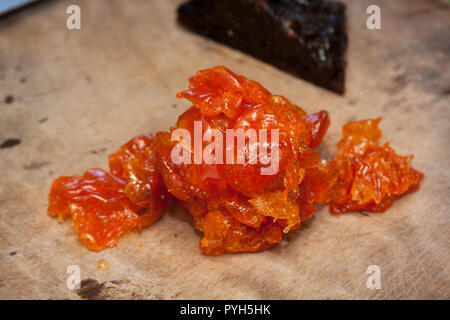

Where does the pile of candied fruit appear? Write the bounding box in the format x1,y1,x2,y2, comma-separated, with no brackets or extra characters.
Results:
48,66,423,255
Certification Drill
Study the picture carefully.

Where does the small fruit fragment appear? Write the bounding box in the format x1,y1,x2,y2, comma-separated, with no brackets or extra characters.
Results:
48,169,141,251
305,110,331,149
176,66,272,119
199,211,282,256
48,135,172,251
326,118,424,213
109,134,172,227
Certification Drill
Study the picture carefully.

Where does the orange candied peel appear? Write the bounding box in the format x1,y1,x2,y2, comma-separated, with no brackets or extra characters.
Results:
155,66,330,254
176,65,272,120
47,65,424,255
325,118,424,213
48,135,171,251
48,168,143,251
108,134,172,225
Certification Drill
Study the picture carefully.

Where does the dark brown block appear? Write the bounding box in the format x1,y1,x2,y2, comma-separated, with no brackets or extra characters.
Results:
178,0,348,94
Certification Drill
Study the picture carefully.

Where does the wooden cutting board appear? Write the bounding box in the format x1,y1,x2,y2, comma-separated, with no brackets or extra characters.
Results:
0,0,449,299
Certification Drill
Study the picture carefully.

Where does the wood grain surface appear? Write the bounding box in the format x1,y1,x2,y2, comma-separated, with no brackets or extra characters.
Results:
0,0,449,299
